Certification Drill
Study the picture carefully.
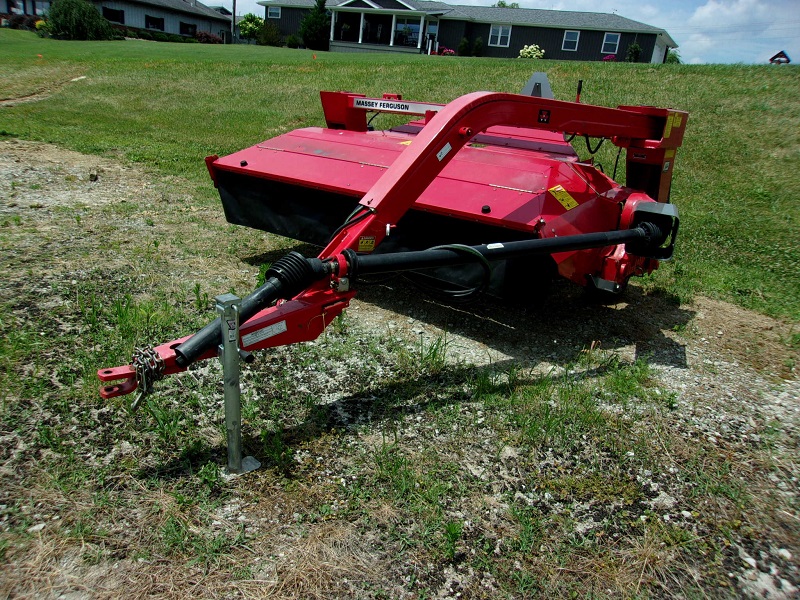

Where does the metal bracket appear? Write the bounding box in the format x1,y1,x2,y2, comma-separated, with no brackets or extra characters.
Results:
216,293,260,474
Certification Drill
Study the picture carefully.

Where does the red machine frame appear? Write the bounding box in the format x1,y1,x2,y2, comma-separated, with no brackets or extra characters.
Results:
98,90,687,399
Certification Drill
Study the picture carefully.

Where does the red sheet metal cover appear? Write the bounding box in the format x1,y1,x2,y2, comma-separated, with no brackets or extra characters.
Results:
213,127,615,234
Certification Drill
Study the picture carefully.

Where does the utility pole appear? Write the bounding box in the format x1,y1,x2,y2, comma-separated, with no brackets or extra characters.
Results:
231,0,236,43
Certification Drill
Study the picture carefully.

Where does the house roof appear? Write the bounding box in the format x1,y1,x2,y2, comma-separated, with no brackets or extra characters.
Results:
769,50,790,63
257,0,676,46
207,5,233,15
128,0,232,22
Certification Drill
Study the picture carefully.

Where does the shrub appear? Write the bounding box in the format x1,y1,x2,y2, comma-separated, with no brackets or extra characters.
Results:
151,31,168,42
285,34,301,49
47,0,113,40
299,0,329,51
518,44,544,59
438,46,455,56
257,21,282,46
125,28,137,38
196,30,223,44
626,42,642,62
183,36,198,43
602,54,616,62
8,14,26,29
472,37,483,57
457,36,470,56
168,34,183,43
138,30,153,40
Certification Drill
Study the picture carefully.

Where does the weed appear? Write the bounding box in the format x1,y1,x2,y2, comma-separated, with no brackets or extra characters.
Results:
161,515,190,553
260,427,295,473
373,442,416,501
442,519,463,560
193,282,209,311
145,398,184,442
511,505,543,553
197,461,221,491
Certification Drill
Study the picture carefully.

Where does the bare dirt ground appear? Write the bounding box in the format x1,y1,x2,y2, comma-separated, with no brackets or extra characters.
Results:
1,139,798,598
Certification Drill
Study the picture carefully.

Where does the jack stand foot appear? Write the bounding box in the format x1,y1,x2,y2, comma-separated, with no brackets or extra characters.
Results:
224,455,261,477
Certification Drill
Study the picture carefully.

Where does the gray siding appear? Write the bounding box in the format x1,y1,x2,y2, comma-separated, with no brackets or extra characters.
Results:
443,21,658,61
437,19,467,52
272,6,308,36
95,1,228,35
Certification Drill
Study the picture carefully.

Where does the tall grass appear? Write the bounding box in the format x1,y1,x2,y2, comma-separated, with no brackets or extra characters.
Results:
1,29,798,319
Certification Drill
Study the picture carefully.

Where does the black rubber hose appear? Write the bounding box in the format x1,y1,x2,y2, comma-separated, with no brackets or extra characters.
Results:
174,252,327,368
352,226,656,276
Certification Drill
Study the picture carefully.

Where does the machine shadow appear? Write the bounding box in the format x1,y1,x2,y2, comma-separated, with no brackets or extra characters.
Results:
243,243,693,373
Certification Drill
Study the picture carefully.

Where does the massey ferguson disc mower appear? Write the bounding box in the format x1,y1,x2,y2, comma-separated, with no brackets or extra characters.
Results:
98,74,686,405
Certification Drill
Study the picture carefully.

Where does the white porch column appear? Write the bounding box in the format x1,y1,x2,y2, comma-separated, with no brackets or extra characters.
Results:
390,14,396,46
329,11,335,42
417,15,424,49
358,12,365,44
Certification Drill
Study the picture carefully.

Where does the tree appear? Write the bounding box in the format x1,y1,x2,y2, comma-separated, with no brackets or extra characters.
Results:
666,49,682,64
239,13,264,42
492,1,520,7
299,0,330,51
47,0,113,40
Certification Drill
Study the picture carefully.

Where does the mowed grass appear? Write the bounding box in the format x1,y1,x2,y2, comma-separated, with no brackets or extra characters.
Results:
0,29,798,319
0,29,799,599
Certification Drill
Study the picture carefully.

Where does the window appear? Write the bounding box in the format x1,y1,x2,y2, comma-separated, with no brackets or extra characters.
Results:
267,6,280,19
34,1,50,15
180,21,196,36
145,15,164,30
394,18,420,46
102,7,125,24
562,30,579,51
489,24,511,47
602,32,620,55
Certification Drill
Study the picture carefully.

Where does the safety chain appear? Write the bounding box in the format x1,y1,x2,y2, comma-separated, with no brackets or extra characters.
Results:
131,346,165,412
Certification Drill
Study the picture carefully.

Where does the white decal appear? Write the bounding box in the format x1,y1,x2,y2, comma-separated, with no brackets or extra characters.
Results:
242,320,288,347
353,97,442,115
436,143,452,162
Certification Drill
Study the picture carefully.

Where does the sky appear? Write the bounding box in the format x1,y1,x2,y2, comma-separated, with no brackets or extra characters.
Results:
220,0,799,64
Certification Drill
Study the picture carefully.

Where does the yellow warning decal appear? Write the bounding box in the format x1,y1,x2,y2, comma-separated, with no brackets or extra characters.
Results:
673,114,683,128
358,236,376,252
665,149,675,159
664,114,675,139
549,185,579,211
399,140,413,146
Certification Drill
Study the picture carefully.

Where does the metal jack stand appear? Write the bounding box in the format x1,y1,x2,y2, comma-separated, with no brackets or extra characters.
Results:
216,294,261,475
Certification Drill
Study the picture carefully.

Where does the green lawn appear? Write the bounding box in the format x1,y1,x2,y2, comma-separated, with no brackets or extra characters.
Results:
2,29,798,320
